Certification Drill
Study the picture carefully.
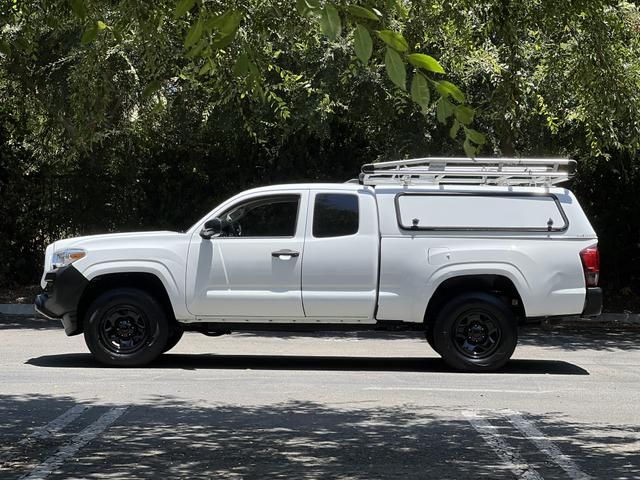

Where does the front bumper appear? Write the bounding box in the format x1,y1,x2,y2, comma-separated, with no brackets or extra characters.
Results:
34,265,88,336
581,287,603,317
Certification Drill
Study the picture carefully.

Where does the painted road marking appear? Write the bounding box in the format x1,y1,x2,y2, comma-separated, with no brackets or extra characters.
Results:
503,410,592,480
28,405,91,440
463,411,543,480
0,405,90,464
364,387,551,394
20,407,128,480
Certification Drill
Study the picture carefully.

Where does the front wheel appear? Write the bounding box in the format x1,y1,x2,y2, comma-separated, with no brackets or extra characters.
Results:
433,292,517,372
163,326,184,353
84,288,169,367
425,325,439,354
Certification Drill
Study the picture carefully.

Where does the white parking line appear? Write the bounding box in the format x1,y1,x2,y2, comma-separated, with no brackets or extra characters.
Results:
364,387,551,394
28,405,91,440
503,410,592,480
20,407,128,480
0,405,90,464
463,411,543,480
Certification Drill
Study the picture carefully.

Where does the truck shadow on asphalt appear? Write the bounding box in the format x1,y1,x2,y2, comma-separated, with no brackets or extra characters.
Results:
230,326,640,352
0,394,637,479
26,354,589,375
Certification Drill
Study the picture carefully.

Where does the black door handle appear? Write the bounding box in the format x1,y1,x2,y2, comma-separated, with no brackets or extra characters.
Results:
272,249,300,258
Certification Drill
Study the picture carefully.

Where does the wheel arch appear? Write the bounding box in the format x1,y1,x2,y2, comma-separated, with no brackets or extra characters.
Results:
77,271,178,334
424,273,526,333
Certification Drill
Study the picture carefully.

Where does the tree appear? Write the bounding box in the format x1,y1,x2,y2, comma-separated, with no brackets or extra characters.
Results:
409,0,640,158
0,0,484,157
1,1,639,294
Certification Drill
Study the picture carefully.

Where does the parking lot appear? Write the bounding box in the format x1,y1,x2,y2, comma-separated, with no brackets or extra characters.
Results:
1,314,639,479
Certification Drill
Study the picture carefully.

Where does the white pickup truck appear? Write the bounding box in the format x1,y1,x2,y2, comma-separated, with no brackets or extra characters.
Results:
35,158,601,371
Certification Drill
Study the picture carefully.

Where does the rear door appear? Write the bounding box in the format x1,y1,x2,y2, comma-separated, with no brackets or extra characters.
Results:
301,188,379,320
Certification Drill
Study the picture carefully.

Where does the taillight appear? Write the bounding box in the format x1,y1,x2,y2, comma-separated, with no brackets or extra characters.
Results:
580,245,600,287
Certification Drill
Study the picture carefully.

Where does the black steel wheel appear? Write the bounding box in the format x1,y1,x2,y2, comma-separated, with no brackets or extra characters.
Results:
452,310,502,359
84,288,169,367
98,305,151,354
432,292,517,372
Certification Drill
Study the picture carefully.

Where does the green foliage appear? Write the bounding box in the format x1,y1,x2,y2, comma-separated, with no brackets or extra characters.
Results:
384,47,406,90
0,40,10,56
377,30,409,52
454,105,474,125
407,53,444,74
211,10,242,38
346,6,380,22
449,119,461,140
463,138,476,158
296,0,317,17
174,0,196,18
465,128,486,145
142,80,162,98
410,73,430,113
184,18,203,48
319,4,341,40
436,81,465,103
80,23,98,44
0,0,639,300
353,24,373,64
70,0,87,20
436,97,454,124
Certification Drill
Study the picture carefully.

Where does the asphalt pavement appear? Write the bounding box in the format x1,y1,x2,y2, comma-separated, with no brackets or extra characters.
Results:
1,314,639,479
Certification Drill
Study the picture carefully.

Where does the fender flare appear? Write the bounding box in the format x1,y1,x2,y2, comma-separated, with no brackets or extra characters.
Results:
79,260,189,319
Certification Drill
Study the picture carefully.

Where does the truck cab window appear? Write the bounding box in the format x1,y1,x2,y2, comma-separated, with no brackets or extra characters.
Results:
313,193,359,238
223,195,299,237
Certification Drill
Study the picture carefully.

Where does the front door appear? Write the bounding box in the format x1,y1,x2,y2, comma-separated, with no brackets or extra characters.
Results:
186,191,308,318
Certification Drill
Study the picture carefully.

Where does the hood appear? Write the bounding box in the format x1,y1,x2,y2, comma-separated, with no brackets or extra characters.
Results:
50,231,180,252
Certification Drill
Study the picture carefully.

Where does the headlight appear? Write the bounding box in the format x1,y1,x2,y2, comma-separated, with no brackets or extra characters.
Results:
52,249,86,268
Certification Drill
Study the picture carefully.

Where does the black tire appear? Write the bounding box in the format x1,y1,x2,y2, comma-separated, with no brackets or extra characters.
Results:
163,325,184,353
425,324,439,353
83,288,169,367
432,292,517,372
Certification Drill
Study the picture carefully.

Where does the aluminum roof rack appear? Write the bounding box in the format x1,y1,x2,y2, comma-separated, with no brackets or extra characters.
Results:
360,157,576,187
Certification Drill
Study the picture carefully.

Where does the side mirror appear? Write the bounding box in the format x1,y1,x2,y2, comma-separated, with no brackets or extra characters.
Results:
200,217,224,239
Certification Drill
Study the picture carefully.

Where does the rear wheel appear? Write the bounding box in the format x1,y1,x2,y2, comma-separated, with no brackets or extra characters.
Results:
432,292,517,372
84,288,169,367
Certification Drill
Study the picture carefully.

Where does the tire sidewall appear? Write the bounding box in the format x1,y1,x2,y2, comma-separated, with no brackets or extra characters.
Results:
433,292,517,372
162,326,184,354
84,288,169,367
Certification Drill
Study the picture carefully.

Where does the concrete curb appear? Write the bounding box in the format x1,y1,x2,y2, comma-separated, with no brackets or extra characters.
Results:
0,303,36,315
0,304,35,315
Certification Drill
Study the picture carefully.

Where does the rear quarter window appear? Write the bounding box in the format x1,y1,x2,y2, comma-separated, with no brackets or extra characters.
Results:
313,193,359,238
